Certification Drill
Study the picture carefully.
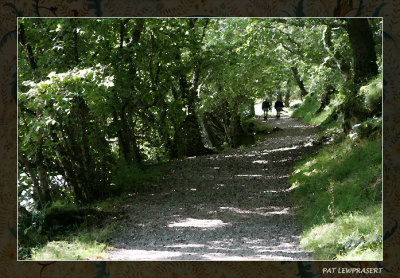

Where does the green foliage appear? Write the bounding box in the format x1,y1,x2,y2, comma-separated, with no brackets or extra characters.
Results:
18,197,126,260
301,205,382,260
291,93,321,122
290,136,382,259
349,117,382,140
17,18,383,260
18,202,50,260
110,162,162,193
359,75,382,115
31,240,107,260
291,92,342,127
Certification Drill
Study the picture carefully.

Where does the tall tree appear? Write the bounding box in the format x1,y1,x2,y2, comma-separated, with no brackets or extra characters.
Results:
346,18,378,84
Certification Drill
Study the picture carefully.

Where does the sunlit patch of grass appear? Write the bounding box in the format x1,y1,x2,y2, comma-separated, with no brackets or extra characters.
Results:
291,93,320,122
29,215,126,260
291,93,342,128
290,136,382,260
31,240,107,260
336,247,382,260
301,205,382,260
20,192,131,260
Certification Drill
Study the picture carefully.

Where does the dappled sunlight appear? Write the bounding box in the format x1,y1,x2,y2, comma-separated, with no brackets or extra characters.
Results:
250,242,307,254
261,145,302,154
262,188,292,193
108,233,308,260
214,183,226,189
199,253,252,260
235,174,263,177
105,117,318,261
19,16,382,263
219,206,291,216
291,125,315,128
233,174,290,179
264,174,291,179
168,218,230,229
272,158,294,163
252,160,269,164
164,243,206,249
108,249,184,260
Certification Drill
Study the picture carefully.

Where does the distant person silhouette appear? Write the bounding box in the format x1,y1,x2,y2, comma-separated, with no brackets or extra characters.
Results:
274,100,284,118
261,99,271,120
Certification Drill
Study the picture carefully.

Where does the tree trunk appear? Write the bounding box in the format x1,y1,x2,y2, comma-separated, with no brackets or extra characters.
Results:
249,99,255,117
316,87,335,114
182,113,208,156
290,67,309,97
76,97,93,190
51,122,89,203
346,19,378,84
322,25,351,81
35,136,52,206
18,156,45,209
284,90,290,107
228,101,246,148
111,104,143,165
128,122,142,164
177,72,207,157
18,22,38,71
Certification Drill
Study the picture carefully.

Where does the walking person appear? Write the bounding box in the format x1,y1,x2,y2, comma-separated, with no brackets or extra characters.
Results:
261,99,271,120
274,99,284,119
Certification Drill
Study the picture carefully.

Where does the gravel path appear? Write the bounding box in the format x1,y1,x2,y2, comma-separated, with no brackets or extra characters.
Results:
107,116,321,260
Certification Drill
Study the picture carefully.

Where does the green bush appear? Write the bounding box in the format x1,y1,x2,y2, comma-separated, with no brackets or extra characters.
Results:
111,162,161,193
359,76,382,115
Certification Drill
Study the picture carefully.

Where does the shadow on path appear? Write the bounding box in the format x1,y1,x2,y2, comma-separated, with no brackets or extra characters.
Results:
107,117,321,260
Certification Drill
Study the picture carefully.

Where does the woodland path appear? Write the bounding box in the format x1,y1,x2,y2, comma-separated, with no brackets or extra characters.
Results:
107,116,321,260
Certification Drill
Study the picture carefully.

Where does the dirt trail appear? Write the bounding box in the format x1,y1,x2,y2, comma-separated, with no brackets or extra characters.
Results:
107,116,320,260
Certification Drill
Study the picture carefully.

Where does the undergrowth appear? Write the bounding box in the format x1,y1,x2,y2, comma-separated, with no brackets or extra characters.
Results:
289,136,382,260
291,92,341,129
31,240,108,260
19,163,163,260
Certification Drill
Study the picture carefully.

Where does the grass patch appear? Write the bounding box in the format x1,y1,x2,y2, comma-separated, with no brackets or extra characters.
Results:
290,136,382,260
301,205,382,260
291,93,321,124
291,93,342,128
31,239,107,260
20,196,130,260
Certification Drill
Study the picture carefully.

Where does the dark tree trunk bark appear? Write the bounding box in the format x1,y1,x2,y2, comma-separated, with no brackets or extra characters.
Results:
18,22,38,71
249,99,255,117
169,87,183,159
228,100,246,148
316,87,335,114
35,136,52,206
346,19,378,84
323,24,351,81
184,86,208,156
128,122,142,164
284,91,290,107
290,67,309,97
73,26,79,65
76,97,93,187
